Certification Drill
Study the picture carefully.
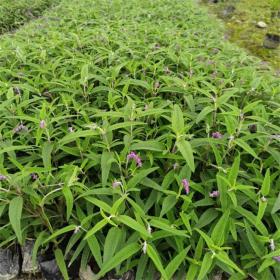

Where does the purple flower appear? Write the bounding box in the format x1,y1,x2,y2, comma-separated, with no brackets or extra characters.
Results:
127,151,142,167
13,124,28,133
209,190,220,198
112,180,122,188
212,132,223,139
40,120,46,129
30,173,38,181
182,179,190,194
273,256,280,262
13,87,21,95
0,174,7,181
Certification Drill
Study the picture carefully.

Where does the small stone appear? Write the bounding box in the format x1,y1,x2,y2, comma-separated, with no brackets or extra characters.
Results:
79,266,96,280
0,247,20,280
256,21,267,28
220,5,235,19
213,271,223,280
40,259,63,280
263,33,280,49
21,240,39,274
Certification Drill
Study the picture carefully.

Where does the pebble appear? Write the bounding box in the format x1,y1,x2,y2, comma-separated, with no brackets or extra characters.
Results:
0,248,20,280
263,33,280,49
79,266,95,280
257,21,267,28
21,240,39,274
39,259,63,280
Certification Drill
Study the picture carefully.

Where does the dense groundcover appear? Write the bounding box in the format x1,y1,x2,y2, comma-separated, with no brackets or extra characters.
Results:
0,0,280,279
0,0,59,34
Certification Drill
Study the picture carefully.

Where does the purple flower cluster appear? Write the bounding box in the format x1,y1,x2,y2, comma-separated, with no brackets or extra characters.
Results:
30,173,38,181
182,179,190,194
212,132,223,139
13,124,28,133
127,151,142,167
112,180,122,188
209,190,220,198
40,120,46,129
0,174,7,181
273,256,280,263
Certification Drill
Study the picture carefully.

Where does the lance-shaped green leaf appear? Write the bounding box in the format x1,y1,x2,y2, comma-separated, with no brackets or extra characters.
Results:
42,142,53,170
272,192,280,214
87,235,102,268
261,169,270,196
103,227,122,263
215,251,245,275
62,186,73,221
85,219,108,240
130,140,165,152
97,242,140,278
127,167,158,189
80,64,89,86
146,244,169,280
211,209,230,246
165,247,189,279
160,195,177,217
118,215,151,238
228,154,240,187
101,151,114,187
197,252,213,280
176,139,195,172
172,104,185,135
9,197,23,245
234,139,258,159
244,220,264,257
55,248,69,280
43,225,77,244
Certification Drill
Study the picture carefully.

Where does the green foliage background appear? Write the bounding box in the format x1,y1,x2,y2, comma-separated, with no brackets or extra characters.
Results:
0,0,279,279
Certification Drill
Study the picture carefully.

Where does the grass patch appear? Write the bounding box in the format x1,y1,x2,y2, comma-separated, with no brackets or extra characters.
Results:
0,0,59,34
0,0,279,279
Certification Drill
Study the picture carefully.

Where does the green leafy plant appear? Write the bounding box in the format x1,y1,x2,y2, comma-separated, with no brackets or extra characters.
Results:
0,0,279,279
